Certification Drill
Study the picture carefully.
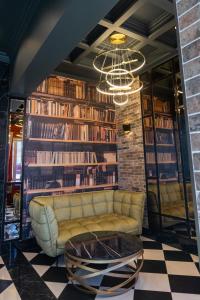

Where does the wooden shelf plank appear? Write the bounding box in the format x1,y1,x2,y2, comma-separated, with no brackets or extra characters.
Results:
27,138,117,144
26,162,118,167
27,113,116,126
146,161,177,164
25,183,118,194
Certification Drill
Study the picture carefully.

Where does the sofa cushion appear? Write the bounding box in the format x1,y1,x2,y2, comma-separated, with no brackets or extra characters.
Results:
49,190,114,222
57,213,139,249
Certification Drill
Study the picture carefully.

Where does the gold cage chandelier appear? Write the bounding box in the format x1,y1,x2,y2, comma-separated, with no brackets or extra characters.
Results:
93,33,145,106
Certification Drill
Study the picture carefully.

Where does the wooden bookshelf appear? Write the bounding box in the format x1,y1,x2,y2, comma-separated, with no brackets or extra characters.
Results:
27,162,118,167
27,137,117,144
22,74,118,241
27,113,116,126
31,92,115,110
25,183,118,195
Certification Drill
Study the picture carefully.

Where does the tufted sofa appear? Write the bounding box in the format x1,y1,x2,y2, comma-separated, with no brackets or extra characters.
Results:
148,182,193,220
29,190,145,257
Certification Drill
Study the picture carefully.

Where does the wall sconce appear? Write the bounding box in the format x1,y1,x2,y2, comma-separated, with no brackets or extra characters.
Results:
122,124,131,133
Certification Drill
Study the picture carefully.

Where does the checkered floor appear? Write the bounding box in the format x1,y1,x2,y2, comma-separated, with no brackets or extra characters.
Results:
0,236,200,300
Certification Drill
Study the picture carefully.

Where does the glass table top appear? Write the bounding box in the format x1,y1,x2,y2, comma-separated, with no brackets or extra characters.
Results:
65,231,143,261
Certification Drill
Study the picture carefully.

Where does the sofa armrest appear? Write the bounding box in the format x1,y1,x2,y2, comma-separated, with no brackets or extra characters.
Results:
113,190,145,234
29,199,58,257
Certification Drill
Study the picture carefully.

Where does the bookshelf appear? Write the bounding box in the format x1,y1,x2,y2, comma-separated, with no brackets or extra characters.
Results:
23,75,118,238
142,93,178,181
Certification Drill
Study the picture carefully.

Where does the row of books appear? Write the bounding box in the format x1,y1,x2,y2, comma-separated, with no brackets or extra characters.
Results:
37,77,85,99
146,152,176,163
155,116,173,128
154,97,171,113
144,131,174,145
144,116,173,128
27,98,115,122
24,169,117,190
36,76,113,104
143,95,171,114
26,119,116,142
25,151,117,165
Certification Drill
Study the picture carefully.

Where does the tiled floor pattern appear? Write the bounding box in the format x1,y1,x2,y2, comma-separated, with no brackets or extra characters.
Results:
0,236,199,300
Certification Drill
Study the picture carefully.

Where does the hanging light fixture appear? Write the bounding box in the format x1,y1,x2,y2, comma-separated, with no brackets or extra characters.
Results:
93,33,145,106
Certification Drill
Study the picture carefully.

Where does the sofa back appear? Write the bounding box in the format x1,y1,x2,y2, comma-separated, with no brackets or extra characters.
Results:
149,182,193,209
32,190,114,222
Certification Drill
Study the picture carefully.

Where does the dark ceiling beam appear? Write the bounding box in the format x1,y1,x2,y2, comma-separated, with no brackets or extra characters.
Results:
140,49,177,73
148,0,174,15
72,27,114,64
10,0,118,97
148,19,176,41
73,0,148,64
99,18,174,52
55,60,99,82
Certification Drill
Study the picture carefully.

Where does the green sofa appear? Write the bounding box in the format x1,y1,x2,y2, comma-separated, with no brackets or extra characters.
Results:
29,190,145,257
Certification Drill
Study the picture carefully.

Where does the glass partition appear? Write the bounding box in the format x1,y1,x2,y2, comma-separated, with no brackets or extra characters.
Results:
141,57,195,238
4,98,25,241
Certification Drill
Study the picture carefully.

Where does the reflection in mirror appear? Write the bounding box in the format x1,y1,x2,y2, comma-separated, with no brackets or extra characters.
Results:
142,58,196,246
4,99,24,241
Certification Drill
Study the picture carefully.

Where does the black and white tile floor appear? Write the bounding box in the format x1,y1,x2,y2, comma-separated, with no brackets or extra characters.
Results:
0,236,200,300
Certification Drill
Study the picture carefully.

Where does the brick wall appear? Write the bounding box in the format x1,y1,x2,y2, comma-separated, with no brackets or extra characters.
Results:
116,90,148,226
175,0,200,258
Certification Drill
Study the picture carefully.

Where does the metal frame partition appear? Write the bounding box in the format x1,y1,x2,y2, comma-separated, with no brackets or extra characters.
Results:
141,56,195,238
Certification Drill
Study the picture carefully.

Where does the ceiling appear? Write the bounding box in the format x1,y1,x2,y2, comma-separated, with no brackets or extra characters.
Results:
0,0,41,59
56,0,177,79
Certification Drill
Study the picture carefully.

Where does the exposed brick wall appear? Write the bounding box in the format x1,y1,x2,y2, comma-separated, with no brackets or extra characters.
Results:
175,0,200,258
115,90,148,227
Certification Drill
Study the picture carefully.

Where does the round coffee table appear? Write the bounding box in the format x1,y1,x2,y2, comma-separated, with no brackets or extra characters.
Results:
64,231,143,296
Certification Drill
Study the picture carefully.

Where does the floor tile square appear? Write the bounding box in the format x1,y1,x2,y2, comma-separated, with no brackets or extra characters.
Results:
133,290,172,300
172,292,200,300
96,288,134,300
32,264,50,277
42,266,68,283
143,241,163,250
166,261,199,276
0,283,21,300
0,280,13,294
23,252,38,262
141,236,154,242
0,257,4,264
100,271,134,289
45,281,67,298
140,260,167,274
164,250,192,262
191,254,199,263
135,272,170,292
169,274,200,294
29,253,56,266
59,284,96,300
195,262,200,272
162,244,180,251
144,249,165,261
0,266,11,280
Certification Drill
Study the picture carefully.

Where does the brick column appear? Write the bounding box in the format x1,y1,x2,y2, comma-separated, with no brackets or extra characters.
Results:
175,0,200,259
116,90,147,227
